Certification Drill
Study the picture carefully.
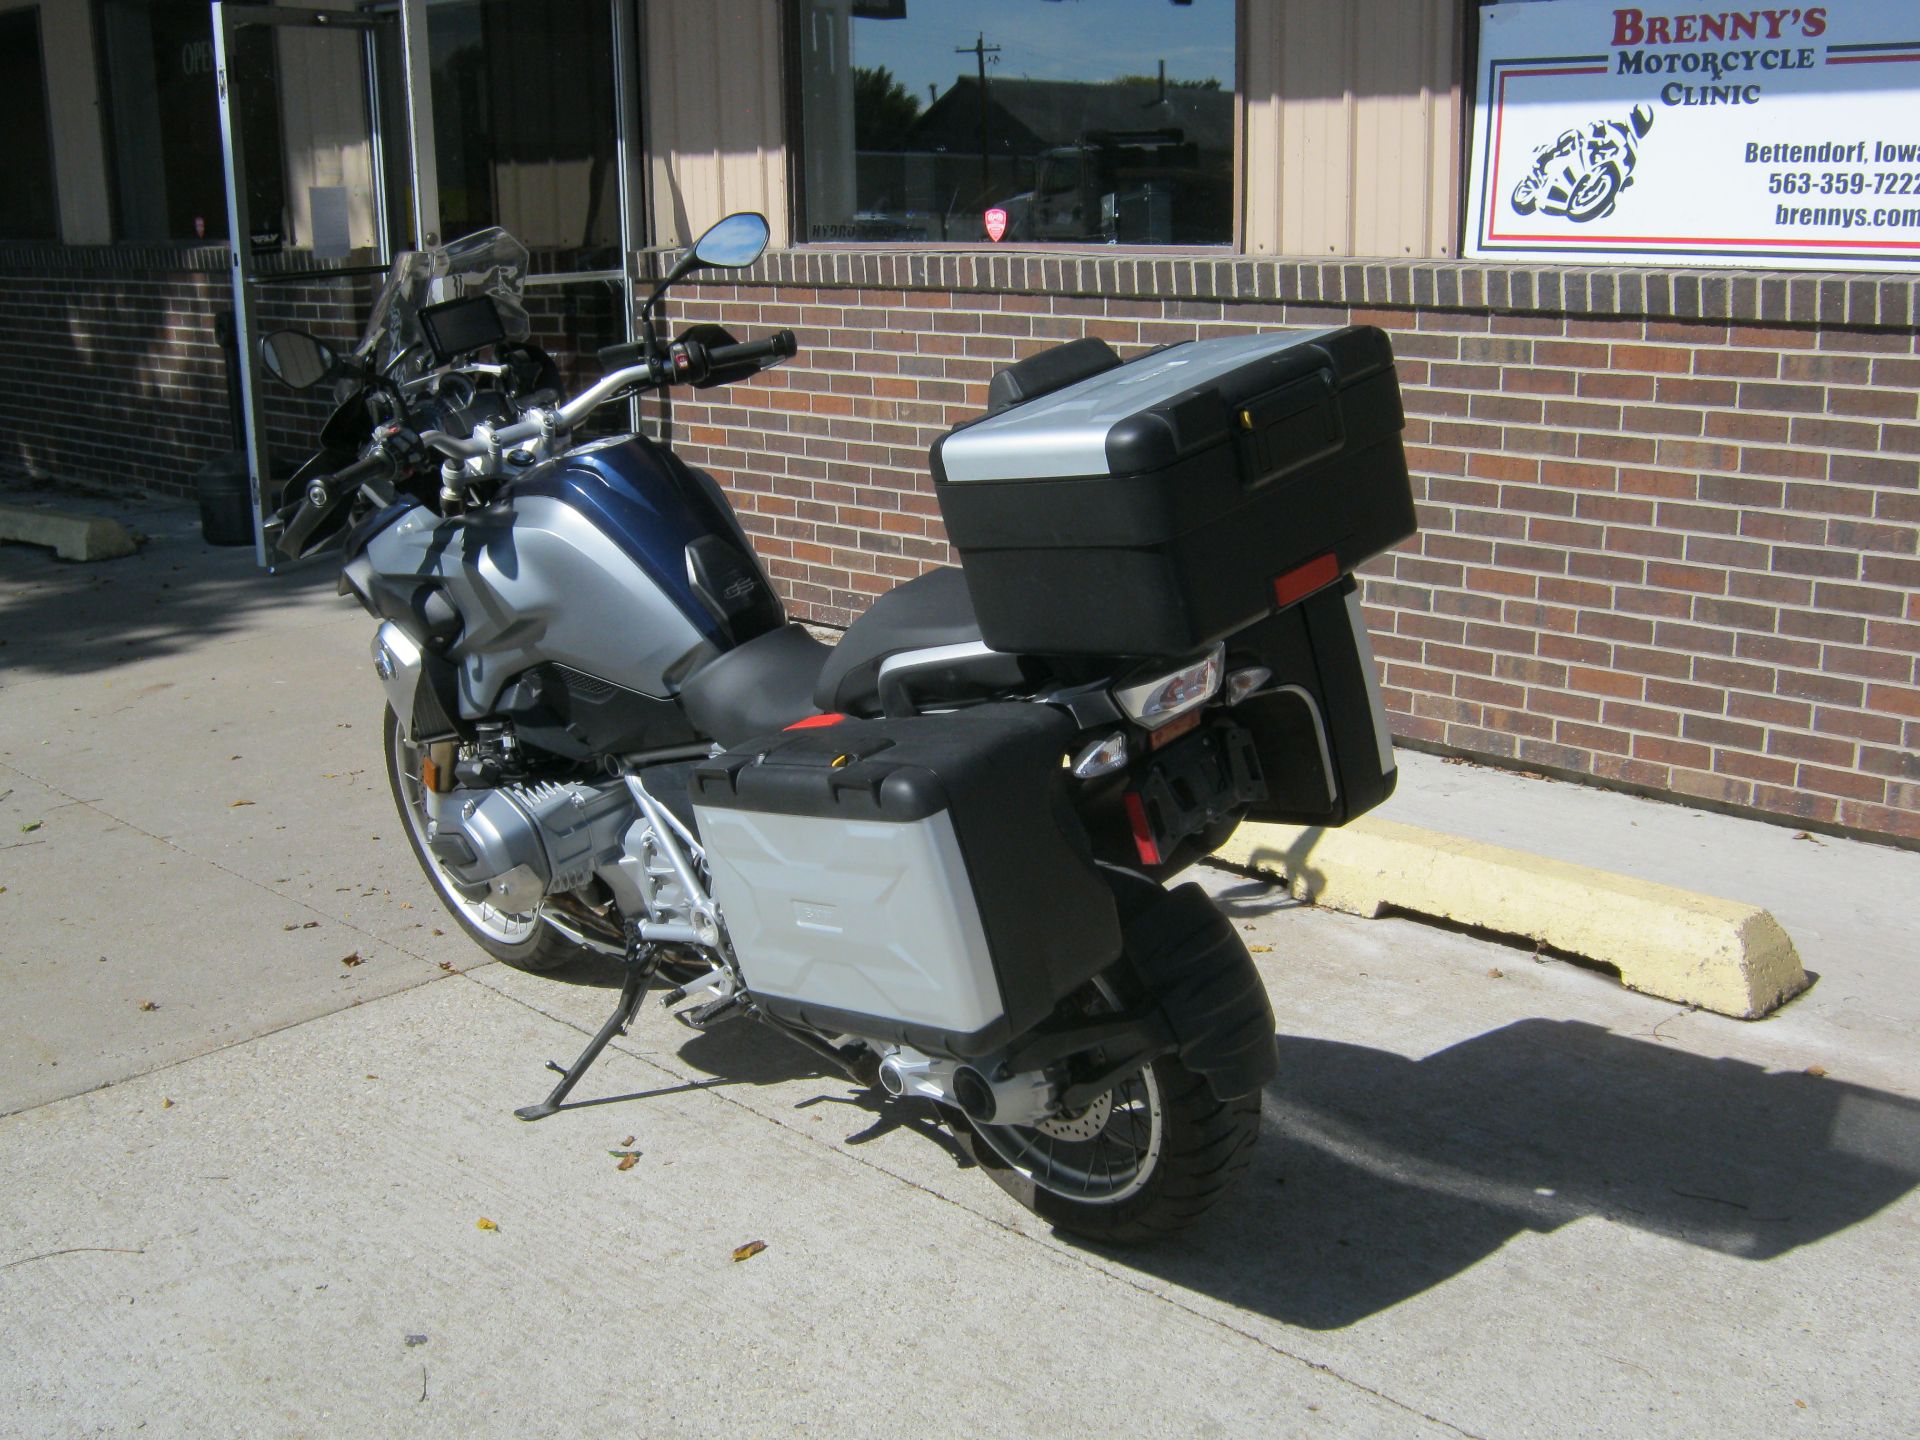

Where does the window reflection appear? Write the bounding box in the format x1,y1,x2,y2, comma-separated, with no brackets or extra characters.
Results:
797,0,1235,245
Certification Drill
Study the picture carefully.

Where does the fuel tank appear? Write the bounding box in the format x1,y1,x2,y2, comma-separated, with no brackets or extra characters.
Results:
355,433,783,718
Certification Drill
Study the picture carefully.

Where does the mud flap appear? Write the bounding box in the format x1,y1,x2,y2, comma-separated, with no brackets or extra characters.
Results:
1125,883,1279,1101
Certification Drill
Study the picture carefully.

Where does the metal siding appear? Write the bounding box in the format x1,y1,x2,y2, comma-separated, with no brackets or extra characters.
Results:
1243,0,1459,259
645,0,787,248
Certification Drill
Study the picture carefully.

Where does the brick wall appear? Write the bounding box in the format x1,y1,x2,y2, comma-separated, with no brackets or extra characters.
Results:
0,251,368,497
0,250,622,501
5,243,1913,844
663,252,1920,845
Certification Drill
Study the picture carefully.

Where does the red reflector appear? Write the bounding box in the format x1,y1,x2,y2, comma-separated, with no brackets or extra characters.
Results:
785,713,846,730
1273,552,1341,609
1147,709,1202,751
1122,791,1163,867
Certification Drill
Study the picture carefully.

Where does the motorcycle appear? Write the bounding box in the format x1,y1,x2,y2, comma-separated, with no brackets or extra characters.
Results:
260,212,1417,1243
1509,104,1656,225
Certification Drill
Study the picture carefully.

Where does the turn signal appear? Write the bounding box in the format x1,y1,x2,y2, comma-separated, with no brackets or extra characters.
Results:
1070,732,1129,779
1225,666,1272,705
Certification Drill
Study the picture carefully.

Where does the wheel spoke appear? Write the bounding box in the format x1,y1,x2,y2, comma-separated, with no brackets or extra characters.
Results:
390,722,538,946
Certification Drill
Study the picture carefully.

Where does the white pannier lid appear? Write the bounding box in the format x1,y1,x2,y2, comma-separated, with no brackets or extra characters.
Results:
937,329,1337,484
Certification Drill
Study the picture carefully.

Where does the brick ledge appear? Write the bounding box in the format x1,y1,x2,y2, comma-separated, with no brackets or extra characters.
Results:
745,247,1917,331
5,241,1915,330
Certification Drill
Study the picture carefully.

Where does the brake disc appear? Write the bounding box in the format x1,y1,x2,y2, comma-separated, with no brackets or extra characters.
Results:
1033,1089,1112,1142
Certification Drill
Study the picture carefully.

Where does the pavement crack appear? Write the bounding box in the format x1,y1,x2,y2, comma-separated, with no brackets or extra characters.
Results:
1,1246,146,1271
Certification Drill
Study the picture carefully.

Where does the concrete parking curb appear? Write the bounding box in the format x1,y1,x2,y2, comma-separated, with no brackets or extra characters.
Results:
1214,817,1808,1019
0,503,139,561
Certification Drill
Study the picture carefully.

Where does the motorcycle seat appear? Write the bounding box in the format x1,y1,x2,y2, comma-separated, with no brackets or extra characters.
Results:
677,622,832,748
680,570,1037,748
813,567,1031,716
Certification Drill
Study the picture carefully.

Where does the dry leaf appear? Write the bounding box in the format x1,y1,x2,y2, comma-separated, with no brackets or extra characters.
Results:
1248,944,1273,954
399,901,413,909
137,1000,158,1011
229,800,254,808
1805,1064,1828,1078
475,1217,499,1232
617,1155,639,1172
731,1240,767,1263
437,960,454,972
621,1136,635,1147
1792,831,1818,842
431,928,445,937
340,951,364,967
1487,968,1505,979
161,1098,173,1109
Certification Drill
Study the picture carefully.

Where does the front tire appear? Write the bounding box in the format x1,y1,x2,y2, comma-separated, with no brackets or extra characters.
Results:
1564,162,1623,222
383,707,584,973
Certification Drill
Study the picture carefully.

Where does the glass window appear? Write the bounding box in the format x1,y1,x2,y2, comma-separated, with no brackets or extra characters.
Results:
95,0,285,245
794,0,1235,246
377,0,622,272
0,8,57,241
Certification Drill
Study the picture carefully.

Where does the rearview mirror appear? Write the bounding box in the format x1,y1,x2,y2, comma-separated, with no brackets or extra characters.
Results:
689,212,770,270
260,330,340,390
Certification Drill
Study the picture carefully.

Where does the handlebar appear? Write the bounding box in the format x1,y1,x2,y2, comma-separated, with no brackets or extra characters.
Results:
419,328,797,464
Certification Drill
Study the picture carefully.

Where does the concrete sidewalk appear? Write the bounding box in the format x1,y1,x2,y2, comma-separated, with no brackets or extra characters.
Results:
3,491,1919,1437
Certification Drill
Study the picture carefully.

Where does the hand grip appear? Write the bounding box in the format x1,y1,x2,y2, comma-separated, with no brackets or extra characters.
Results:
597,340,647,369
705,329,797,370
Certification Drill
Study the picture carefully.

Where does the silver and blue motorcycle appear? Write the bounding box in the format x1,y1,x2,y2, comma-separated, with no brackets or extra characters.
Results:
262,212,1415,1242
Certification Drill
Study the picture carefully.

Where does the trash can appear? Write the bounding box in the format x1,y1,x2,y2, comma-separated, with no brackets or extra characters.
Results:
195,449,255,547
198,310,256,547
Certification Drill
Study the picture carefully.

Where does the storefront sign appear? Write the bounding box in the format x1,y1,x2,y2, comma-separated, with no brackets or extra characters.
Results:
1465,1,1920,270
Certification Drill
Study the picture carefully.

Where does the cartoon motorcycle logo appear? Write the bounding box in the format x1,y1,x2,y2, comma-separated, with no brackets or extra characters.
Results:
1511,104,1654,223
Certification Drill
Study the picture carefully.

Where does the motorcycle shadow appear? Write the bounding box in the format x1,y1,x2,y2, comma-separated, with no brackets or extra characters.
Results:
542,954,973,1165
1088,1017,1920,1330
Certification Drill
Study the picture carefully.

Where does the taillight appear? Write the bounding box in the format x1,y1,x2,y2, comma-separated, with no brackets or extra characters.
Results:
1112,644,1224,730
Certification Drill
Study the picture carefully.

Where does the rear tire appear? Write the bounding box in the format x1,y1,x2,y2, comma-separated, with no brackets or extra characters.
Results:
946,967,1261,1244
383,707,584,973
947,1051,1259,1244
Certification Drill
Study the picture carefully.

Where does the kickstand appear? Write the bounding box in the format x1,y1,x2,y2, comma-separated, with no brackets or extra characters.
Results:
514,966,650,1122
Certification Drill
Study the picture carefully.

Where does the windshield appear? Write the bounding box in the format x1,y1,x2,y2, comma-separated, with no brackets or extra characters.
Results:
354,227,531,384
